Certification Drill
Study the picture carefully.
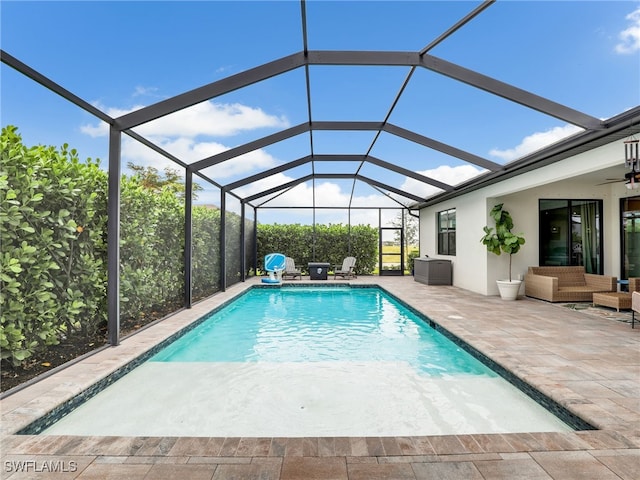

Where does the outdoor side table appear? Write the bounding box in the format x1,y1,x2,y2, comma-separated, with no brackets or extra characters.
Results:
308,262,330,280
592,292,632,312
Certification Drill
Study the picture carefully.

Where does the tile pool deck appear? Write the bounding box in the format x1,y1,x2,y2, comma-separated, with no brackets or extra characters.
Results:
1,276,638,479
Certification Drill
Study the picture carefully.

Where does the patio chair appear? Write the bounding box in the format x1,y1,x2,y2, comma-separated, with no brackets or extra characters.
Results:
283,257,302,280
334,256,357,280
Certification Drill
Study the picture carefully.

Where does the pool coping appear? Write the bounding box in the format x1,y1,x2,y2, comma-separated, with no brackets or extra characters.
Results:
1,276,638,475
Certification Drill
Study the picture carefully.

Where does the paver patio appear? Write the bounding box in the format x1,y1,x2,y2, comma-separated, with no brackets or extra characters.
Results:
1,276,638,479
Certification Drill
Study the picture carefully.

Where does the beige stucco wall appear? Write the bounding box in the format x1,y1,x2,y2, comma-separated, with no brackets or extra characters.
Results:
419,139,637,296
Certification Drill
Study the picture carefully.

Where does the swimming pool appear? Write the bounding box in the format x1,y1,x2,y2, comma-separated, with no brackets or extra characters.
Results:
40,285,577,437
151,287,494,376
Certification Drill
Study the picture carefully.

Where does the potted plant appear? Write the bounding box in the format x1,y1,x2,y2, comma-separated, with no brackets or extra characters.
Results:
480,203,526,300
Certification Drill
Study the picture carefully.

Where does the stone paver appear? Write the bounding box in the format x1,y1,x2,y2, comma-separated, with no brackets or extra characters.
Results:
347,462,416,480
1,276,639,479
593,452,640,480
474,457,553,479
529,451,623,480
411,461,484,480
281,457,347,480
144,463,219,480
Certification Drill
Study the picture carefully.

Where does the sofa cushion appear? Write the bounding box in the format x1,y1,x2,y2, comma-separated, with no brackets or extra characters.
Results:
559,286,604,293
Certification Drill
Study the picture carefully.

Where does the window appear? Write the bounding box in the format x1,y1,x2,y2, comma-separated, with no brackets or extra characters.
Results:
437,209,456,255
539,199,603,274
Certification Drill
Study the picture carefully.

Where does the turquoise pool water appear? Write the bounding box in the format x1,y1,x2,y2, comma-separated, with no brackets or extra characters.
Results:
42,285,575,437
151,287,494,378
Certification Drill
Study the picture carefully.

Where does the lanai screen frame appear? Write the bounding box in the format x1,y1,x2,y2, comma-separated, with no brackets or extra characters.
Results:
3,0,639,346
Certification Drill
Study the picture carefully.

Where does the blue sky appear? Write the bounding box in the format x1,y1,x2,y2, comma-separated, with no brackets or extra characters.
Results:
2,1,640,225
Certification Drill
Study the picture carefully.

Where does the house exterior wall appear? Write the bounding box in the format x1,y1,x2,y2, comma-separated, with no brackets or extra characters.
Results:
419,139,636,296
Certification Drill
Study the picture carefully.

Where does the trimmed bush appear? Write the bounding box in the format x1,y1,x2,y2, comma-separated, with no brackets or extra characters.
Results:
192,206,221,300
119,177,185,324
0,126,108,366
256,223,378,274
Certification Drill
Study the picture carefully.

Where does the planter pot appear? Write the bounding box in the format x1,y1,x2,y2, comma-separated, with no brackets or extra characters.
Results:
496,280,522,300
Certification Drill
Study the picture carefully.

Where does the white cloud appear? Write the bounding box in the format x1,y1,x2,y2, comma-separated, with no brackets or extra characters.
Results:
136,102,289,138
120,136,176,169
118,136,280,181
314,182,353,207
237,176,315,207
261,201,403,227
201,149,280,180
80,104,145,138
257,206,383,227
615,7,640,54
120,136,224,169
235,175,400,212
489,124,583,162
80,97,289,179
80,121,108,138
351,191,401,208
399,164,486,199
81,100,289,139
237,166,476,212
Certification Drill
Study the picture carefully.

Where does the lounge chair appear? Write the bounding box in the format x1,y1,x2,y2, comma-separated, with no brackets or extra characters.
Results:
261,253,286,284
334,256,356,280
283,257,302,280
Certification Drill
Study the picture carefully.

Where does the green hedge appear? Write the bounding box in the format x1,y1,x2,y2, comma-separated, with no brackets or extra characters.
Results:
119,177,185,324
1,126,108,366
192,206,221,301
256,223,378,274
0,127,228,367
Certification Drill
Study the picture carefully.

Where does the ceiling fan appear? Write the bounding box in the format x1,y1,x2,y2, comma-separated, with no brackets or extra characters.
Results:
597,170,640,186
597,138,640,188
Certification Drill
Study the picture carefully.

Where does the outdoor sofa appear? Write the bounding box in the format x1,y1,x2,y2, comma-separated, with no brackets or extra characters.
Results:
524,266,616,303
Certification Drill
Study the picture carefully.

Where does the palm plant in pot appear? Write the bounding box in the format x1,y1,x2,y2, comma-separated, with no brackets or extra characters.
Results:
480,203,526,300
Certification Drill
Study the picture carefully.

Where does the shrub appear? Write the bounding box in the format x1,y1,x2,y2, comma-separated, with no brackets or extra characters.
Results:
256,223,378,274
0,126,108,366
192,206,221,300
119,177,185,323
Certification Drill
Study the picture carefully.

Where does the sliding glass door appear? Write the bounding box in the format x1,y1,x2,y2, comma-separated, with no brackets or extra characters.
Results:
539,199,603,274
621,196,640,279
